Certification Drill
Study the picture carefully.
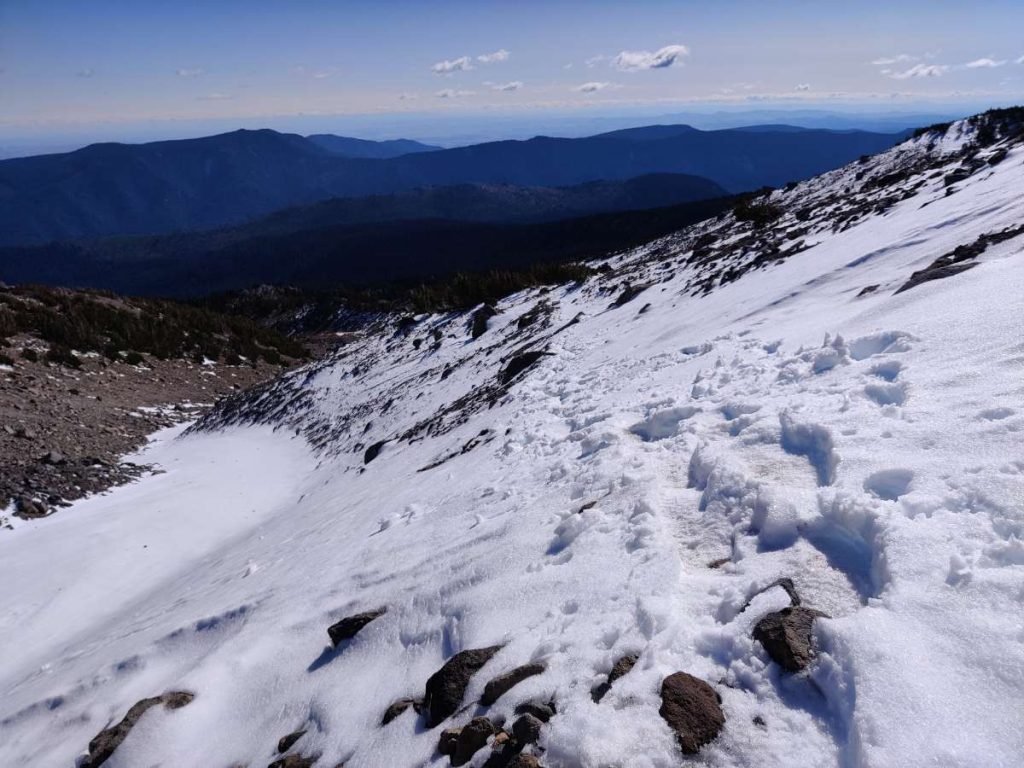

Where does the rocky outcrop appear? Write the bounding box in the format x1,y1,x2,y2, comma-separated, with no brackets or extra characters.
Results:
277,729,306,753
752,606,828,671
381,697,422,725
658,672,725,755
452,717,498,766
424,645,503,727
471,305,499,339
81,691,194,768
327,607,386,646
481,662,546,706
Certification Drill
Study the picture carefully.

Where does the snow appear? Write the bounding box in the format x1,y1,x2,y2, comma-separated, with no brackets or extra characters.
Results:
1,120,1023,767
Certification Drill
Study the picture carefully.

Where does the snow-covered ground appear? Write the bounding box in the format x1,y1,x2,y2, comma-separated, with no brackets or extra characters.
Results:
1,117,1023,768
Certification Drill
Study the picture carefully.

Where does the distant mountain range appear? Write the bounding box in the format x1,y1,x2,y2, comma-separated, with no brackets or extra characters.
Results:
0,124,906,246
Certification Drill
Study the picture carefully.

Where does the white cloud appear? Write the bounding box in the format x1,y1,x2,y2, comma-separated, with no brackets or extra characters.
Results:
435,88,474,98
431,56,473,75
575,81,610,93
612,44,688,71
889,63,949,80
585,55,607,68
795,83,811,91
965,57,1006,68
1017,54,1024,65
197,93,232,100
491,81,523,92
871,54,916,66
176,68,204,77
477,49,509,63
77,68,95,78
397,92,418,101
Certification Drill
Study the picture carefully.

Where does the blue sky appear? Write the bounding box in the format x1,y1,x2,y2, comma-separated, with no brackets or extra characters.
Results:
2,0,1024,146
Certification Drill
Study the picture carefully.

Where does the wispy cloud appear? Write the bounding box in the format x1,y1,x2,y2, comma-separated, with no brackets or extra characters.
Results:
293,65,332,79
871,54,916,66
575,81,611,93
585,54,607,68
77,68,95,78
477,49,509,64
197,92,232,100
965,57,1006,68
176,68,204,77
612,44,688,71
491,81,523,92
432,56,473,75
435,88,474,98
795,83,811,91
397,92,418,101
889,63,949,80
1017,54,1024,65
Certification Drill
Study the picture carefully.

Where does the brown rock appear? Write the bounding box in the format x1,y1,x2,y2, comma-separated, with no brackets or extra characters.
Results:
81,691,194,768
511,714,543,746
438,727,462,756
277,729,306,753
480,662,546,706
752,606,828,672
591,653,638,703
452,717,497,766
658,672,725,755
327,607,386,647
268,756,318,768
381,697,422,725
424,645,503,727
513,700,555,722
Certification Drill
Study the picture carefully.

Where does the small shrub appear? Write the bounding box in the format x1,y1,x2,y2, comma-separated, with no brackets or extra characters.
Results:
124,350,145,366
45,344,81,368
733,198,784,227
0,353,14,366
21,347,38,362
224,351,242,366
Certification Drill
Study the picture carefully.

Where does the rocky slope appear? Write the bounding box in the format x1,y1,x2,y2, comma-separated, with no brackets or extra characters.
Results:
0,109,1022,768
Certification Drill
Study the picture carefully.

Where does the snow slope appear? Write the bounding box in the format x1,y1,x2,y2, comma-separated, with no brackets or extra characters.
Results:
1,113,1023,768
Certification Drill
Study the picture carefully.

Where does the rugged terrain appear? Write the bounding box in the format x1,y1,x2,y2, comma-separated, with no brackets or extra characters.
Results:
0,110,1022,768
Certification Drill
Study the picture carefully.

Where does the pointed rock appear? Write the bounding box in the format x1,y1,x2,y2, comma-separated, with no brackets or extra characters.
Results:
277,729,306,753
82,691,194,768
424,646,503,727
381,697,422,725
752,606,828,672
658,672,725,755
327,607,386,647
591,653,638,703
452,717,498,766
480,662,546,706
511,714,543,746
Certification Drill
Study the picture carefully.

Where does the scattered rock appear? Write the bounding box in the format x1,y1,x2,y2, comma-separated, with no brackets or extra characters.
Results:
424,645,503,727
658,672,725,755
707,557,731,569
752,606,828,672
452,717,497,766
438,727,462,756
82,691,194,768
381,697,422,725
591,653,638,703
363,440,389,464
610,283,649,308
511,714,543,746
506,756,540,768
16,495,47,518
471,305,499,340
277,729,306,753
327,607,387,646
41,449,65,465
513,700,555,723
481,662,546,705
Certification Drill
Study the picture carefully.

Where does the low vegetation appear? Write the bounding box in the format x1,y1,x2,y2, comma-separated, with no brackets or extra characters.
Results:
0,284,306,368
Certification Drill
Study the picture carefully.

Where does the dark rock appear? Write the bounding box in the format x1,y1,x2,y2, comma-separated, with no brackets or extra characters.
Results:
424,645,503,727
511,714,543,745
277,729,306,753
506,756,541,768
363,440,389,465
453,717,497,766
590,653,638,703
741,577,801,612
611,283,649,308
41,449,65,465
16,495,47,519
707,557,731,569
480,662,546,706
752,606,828,672
438,727,462,756
658,672,725,755
513,700,555,723
499,351,549,386
327,607,387,647
82,691,194,768
268,756,318,768
471,305,499,340
381,697,422,725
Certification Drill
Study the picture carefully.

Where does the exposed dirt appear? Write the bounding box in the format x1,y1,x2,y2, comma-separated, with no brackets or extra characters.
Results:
0,340,290,524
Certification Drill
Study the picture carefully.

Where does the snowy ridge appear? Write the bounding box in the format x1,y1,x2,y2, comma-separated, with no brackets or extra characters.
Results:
2,113,1024,767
